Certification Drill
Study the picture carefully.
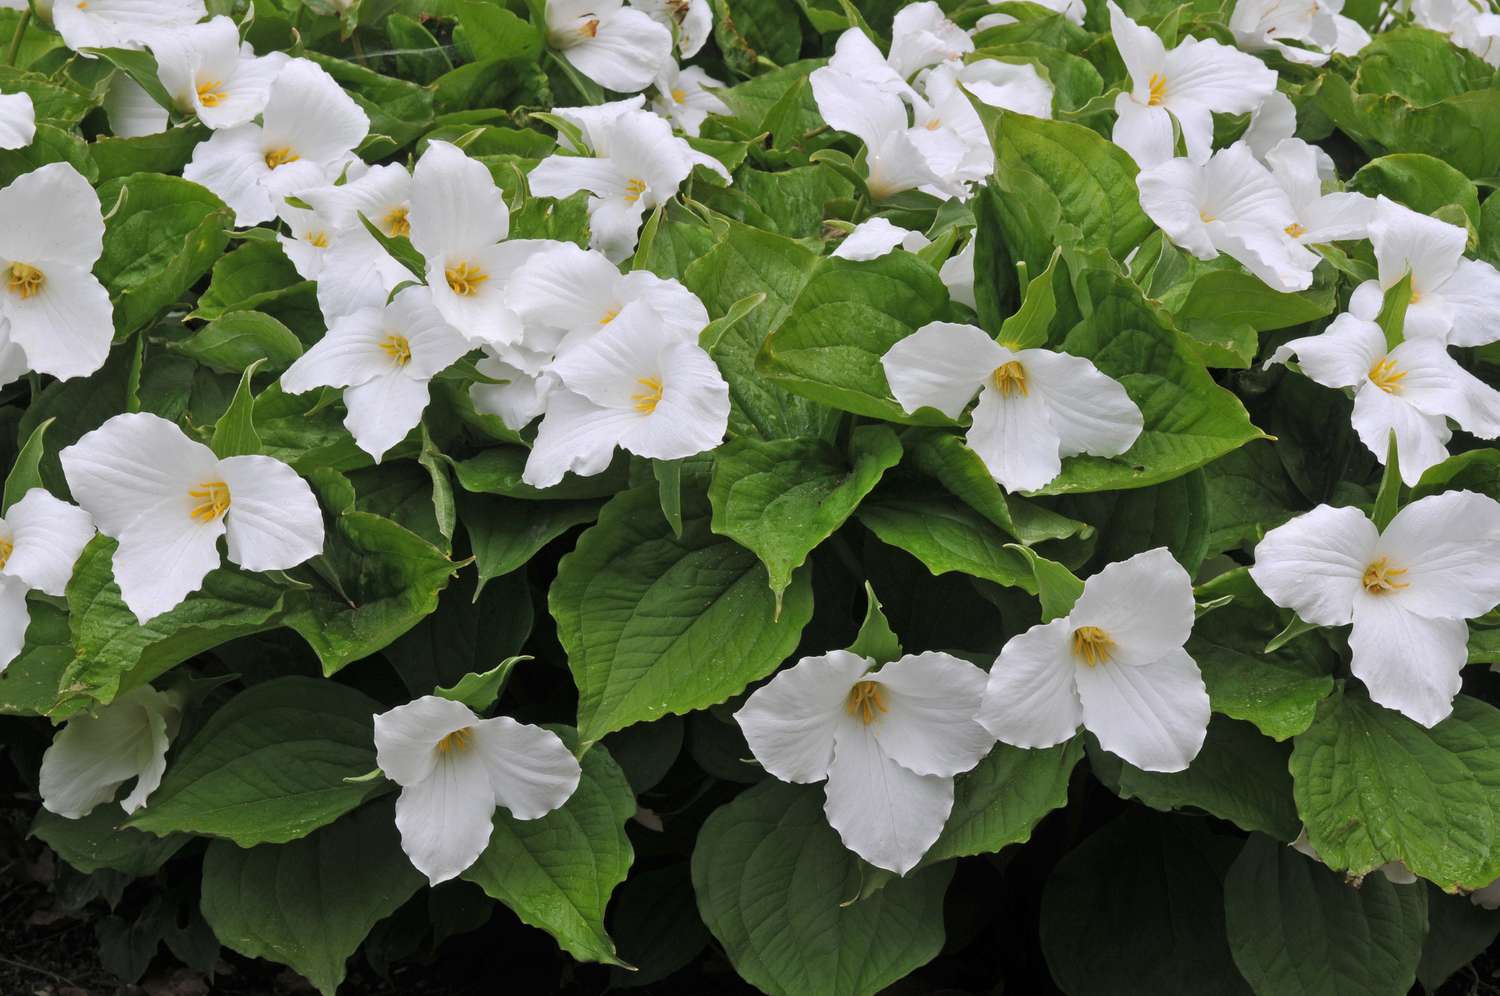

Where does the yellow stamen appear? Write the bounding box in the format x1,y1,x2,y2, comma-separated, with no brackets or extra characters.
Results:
264,146,299,169
624,178,648,204
671,88,687,104
1199,210,1217,223
445,261,488,296
309,231,329,249
1410,288,1423,304
579,17,600,37
845,680,888,725
379,333,412,366
436,727,474,753
188,481,231,523
989,360,1028,398
925,117,942,130
1368,357,1407,394
631,376,664,414
6,263,43,300
0,539,13,570
1072,625,1115,667
1147,72,1168,106
383,206,411,238
1362,556,1409,595
599,307,620,325
196,79,227,108
1284,222,1308,238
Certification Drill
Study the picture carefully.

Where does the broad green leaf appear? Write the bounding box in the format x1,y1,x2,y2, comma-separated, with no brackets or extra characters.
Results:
1163,269,1337,369
1290,686,1500,890
434,655,527,712
191,239,318,329
84,48,176,113
998,248,1061,348
1008,545,1083,622
456,0,542,62
451,445,629,500
0,599,73,716
128,677,386,846
200,798,424,996
1060,470,1209,576
923,739,1083,865
173,311,304,374
856,493,1035,591
692,780,953,996
1349,153,1481,229
463,734,635,965
31,806,189,876
210,361,264,459
550,484,814,744
707,425,902,607
384,571,533,698
3,415,51,513
91,125,207,184
1223,834,1427,996
456,489,599,595
1417,886,1500,991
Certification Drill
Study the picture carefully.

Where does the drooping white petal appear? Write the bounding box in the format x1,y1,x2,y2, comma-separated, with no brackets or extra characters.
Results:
1112,93,1176,169
39,686,179,819
1388,337,1500,438
2,489,94,596
374,696,481,786
0,161,105,265
102,76,169,139
1348,596,1467,728
881,321,1005,419
409,140,509,262
1375,490,1500,620
341,373,433,462
216,455,325,572
119,702,173,814
522,390,640,488
1249,504,1378,626
940,237,976,309
867,652,993,777
112,497,225,624
1075,646,1209,772
888,2,973,78
1021,349,1143,459
471,717,581,820
59,413,217,538
735,649,871,784
259,59,369,169
1350,382,1451,486
280,308,393,394
1137,157,1218,259
977,617,1083,749
832,218,924,261
1265,312,1386,389
824,720,954,875
966,375,1063,492
1069,549,1194,668
508,242,625,331
0,575,28,674
393,752,499,885
1433,258,1500,347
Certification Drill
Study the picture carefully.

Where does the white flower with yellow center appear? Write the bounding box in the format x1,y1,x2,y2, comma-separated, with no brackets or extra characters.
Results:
0,162,113,382
59,413,325,624
882,321,1142,493
1109,1,1278,168
1267,312,1500,484
50,0,205,52
184,59,370,226
809,66,954,201
0,488,94,674
1229,0,1370,65
281,285,471,462
978,548,1209,772
1251,491,1500,727
632,0,712,57
650,62,728,137
735,649,994,874
1263,137,1374,247
38,685,182,820
521,302,729,487
544,0,672,93
147,15,288,130
373,695,582,885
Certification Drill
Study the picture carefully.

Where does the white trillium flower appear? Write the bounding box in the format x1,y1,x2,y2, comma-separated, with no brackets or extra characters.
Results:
1346,196,1500,347
888,1,974,78
1229,0,1369,64
281,285,471,462
832,217,931,261
1109,1,1278,168
650,63,729,137
954,58,1054,119
373,695,582,885
882,321,1142,492
1267,312,1500,484
51,0,205,52
940,236,978,309
978,548,1210,772
0,90,33,149
550,95,648,152
148,16,289,130
0,488,94,674
632,0,712,57
544,0,673,93
1250,491,1500,727
1264,137,1372,245
810,67,951,200
39,685,182,819
734,649,994,874
1137,143,1319,292
522,303,729,487
59,413,326,624
184,59,370,226
0,162,113,382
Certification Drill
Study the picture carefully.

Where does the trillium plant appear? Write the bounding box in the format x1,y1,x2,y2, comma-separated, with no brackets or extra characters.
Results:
4,0,1500,994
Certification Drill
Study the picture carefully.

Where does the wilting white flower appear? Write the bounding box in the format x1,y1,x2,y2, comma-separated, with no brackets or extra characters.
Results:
952,58,1054,119
51,0,205,53
978,548,1209,772
1267,312,1500,484
735,649,993,874
1264,138,1373,246
373,696,582,885
522,302,728,487
810,67,953,200
0,163,112,382
832,217,931,261
0,489,94,673
883,321,1142,492
1230,0,1369,64
651,62,728,136
39,686,182,819
1109,1,1277,167
940,236,977,309
633,0,712,57
887,1,973,77
0,90,33,149
544,0,672,93
281,286,470,462
59,413,325,624
1251,491,1500,727
1346,197,1500,347
184,59,370,226
148,16,288,130
1137,143,1319,292
530,107,725,262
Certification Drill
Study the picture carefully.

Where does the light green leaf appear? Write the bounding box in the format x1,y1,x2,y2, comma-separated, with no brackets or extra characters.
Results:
846,581,902,666
3,415,51,513
434,655,528,712
856,494,1035,591
210,360,264,459
1007,545,1083,622
172,311,304,374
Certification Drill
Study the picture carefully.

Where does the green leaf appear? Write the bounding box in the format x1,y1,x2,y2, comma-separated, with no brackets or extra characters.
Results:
31,806,189,876
451,445,629,500
692,780,954,996
550,484,814,744
1223,834,1428,996
91,125,208,184
846,581,902,666
653,458,683,538
856,493,1035,591
923,738,1083,865
210,360,264,459
1417,886,1500,990
1163,269,1337,369
434,655,528,712
707,425,902,608
998,248,1061,348
0,599,74,716
84,48,177,114
3,415,51,513
455,489,600,596
456,0,543,62
128,677,386,846
1007,545,1083,622
383,572,533,698
1372,431,1402,531
1290,685,1500,890
172,311,304,374
1375,270,1412,352
200,798,424,996
463,734,635,965
1349,153,1481,229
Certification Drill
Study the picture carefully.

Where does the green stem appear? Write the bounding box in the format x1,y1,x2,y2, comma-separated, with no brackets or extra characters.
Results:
5,8,31,68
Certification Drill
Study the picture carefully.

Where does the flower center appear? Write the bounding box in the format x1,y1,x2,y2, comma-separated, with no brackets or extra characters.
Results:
445,261,488,296
989,360,1028,398
1284,222,1308,238
1368,356,1407,394
631,376,664,414
1362,555,1409,595
309,230,329,249
1147,72,1167,106
436,727,474,754
671,88,687,104
925,117,942,130
579,17,600,37
379,333,412,366
599,307,620,325
1199,210,1217,223
1409,287,1423,304
196,78,227,107
264,146,299,169
1071,625,1115,667
0,538,13,570
188,481,231,523
6,263,43,299
845,679,888,725
624,178,647,204
383,206,411,238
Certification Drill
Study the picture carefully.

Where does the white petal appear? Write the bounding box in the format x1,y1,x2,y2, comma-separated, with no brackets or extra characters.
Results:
1,263,113,381
1266,312,1385,388
39,686,178,820
810,67,909,152
3,489,94,596
866,652,992,777
824,722,953,874
1162,37,1277,116
560,7,673,93
966,378,1063,493
977,617,1083,749
1350,383,1450,486
471,717,581,820
1376,490,1500,620
1249,504,1377,626
616,342,729,460
833,218,919,261
1434,258,1500,348
1112,95,1176,169
0,575,28,674
183,125,277,226
508,242,624,331
280,308,391,393
881,321,1004,419
1213,222,1316,292
260,59,369,167
522,390,637,488
373,696,482,786
409,140,509,261
1109,1,1166,94
889,2,972,77
1069,548,1194,667
197,53,288,131
0,163,102,269
113,498,225,624
394,753,498,885
1370,196,1464,302
103,76,168,138
735,649,870,784
0,92,34,149
1076,646,1209,772
342,373,433,462
60,413,216,538
1136,156,1216,257
217,455,325,572
586,190,650,263
1388,337,1500,437
1348,597,1467,727
119,702,172,815
1022,349,1142,458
